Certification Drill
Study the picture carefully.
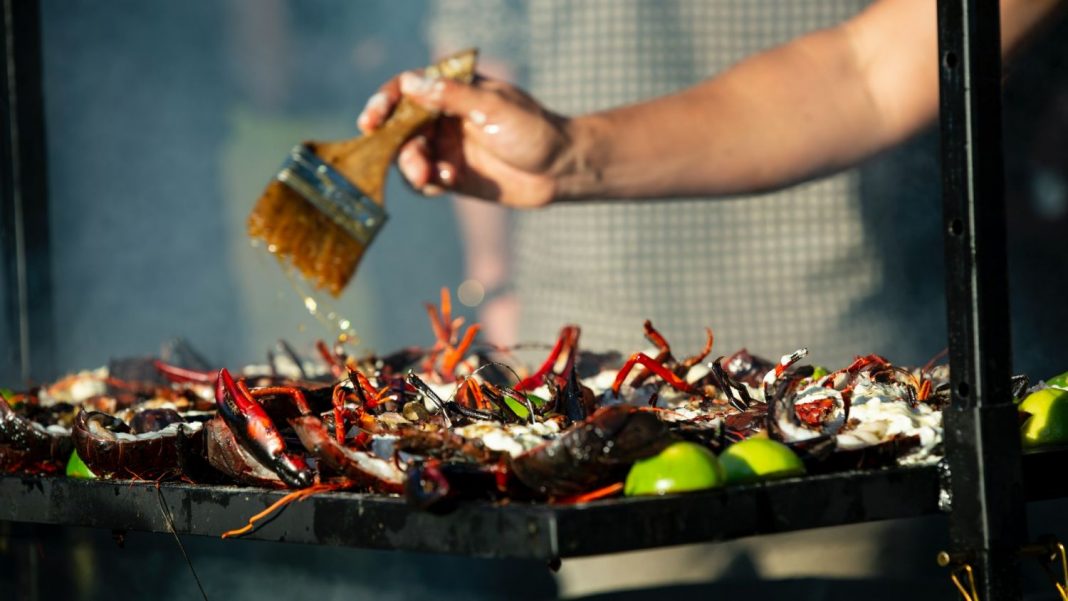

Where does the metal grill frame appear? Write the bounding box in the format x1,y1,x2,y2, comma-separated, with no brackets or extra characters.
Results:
0,0,1038,597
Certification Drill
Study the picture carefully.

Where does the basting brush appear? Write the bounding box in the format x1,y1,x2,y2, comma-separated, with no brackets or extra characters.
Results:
247,49,478,297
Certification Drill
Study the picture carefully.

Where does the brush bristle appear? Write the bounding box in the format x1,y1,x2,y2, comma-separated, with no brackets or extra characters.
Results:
248,180,364,297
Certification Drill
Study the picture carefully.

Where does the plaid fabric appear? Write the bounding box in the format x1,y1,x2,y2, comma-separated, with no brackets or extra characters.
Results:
428,0,885,367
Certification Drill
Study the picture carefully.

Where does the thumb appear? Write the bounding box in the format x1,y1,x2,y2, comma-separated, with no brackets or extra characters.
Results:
399,71,502,122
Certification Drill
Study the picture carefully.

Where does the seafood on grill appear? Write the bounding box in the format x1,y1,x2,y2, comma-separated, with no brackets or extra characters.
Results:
510,405,672,497
291,414,406,492
0,395,74,474
210,368,315,488
0,288,986,527
763,350,949,468
72,408,207,480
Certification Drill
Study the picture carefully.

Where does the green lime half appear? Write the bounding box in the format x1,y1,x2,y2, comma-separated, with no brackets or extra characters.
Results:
624,441,724,496
1046,371,1068,390
66,450,97,479
1020,387,1068,448
720,437,806,484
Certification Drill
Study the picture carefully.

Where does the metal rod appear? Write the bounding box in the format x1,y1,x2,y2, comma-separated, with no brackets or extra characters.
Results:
937,0,1027,598
0,0,54,386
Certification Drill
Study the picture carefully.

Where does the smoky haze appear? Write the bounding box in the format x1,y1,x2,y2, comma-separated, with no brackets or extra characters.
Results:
33,2,554,600
40,0,470,377
34,0,1068,384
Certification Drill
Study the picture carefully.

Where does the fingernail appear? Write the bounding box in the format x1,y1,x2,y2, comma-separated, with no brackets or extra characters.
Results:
357,93,386,129
400,71,437,96
399,155,421,186
468,110,487,125
413,135,428,149
437,162,455,185
399,145,417,170
427,80,447,102
399,139,428,186
367,91,389,112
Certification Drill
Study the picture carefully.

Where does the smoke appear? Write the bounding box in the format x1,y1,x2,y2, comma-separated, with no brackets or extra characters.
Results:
39,0,470,375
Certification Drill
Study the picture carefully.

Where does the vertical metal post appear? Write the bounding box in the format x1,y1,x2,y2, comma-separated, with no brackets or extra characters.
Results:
937,0,1027,598
1,0,55,385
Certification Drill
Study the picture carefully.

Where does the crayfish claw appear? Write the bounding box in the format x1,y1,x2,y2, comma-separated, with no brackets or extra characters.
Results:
274,454,315,489
214,368,315,488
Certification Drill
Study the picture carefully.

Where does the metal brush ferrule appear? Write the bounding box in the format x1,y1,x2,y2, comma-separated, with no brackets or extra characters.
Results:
275,144,388,246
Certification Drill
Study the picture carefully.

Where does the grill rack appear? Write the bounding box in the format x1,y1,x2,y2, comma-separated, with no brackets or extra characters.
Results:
0,0,1037,597
1,445,1066,561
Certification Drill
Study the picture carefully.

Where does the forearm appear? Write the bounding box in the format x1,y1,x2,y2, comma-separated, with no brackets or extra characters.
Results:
554,0,1061,202
557,26,881,200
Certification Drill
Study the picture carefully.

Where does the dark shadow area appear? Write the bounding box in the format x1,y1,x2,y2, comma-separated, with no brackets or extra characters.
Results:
39,0,470,373
1001,12,1068,378
41,0,243,374
856,10,1068,377
0,523,558,600
575,579,950,601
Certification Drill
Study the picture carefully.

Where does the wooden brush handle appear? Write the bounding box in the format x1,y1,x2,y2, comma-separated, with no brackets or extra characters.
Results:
312,49,478,204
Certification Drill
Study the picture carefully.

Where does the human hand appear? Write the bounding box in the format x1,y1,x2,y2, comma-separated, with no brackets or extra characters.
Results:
357,71,574,208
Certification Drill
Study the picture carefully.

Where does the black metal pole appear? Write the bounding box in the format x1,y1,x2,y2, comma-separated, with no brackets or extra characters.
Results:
0,0,55,386
937,0,1027,598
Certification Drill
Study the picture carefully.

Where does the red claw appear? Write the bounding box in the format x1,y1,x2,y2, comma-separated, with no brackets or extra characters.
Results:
466,378,487,411
349,370,380,408
316,340,344,379
154,360,217,384
245,385,312,416
845,354,891,374
421,288,483,382
917,379,933,401
515,325,580,392
442,323,481,378
679,328,715,371
331,385,347,446
642,320,672,355
425,301,449,347
214,369,314,489
611,353,695,395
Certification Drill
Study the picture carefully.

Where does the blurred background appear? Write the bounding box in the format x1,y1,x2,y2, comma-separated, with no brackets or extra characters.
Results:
14,0,1066,379
1,0,1067,599
36,0,473,374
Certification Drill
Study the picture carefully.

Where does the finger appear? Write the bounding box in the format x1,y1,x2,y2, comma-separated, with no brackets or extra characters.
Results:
428,117,466,187
432,160,458,188
399,71,507,127
471,75,512,93
421,183,446,197
397,136,432,189
357,77,402,133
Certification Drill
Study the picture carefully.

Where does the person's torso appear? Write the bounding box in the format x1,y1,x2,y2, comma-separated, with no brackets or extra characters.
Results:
514,0,888,366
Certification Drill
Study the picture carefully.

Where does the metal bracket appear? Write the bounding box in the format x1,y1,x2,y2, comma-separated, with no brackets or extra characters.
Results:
1020,537,1068,600
937,0,1027,596
276,144,389,247
938,550,981,601
0,0,55,385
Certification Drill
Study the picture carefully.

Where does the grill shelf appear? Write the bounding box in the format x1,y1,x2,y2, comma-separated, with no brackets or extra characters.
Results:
0,468,938,559
2,446,1065,560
